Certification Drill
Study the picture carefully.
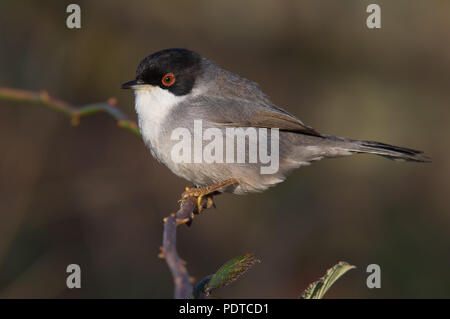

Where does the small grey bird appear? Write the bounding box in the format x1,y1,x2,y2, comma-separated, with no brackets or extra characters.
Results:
122,48,429,210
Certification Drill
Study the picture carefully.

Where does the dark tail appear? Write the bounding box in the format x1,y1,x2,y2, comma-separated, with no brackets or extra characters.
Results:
352,139,430,162
321,135,431,162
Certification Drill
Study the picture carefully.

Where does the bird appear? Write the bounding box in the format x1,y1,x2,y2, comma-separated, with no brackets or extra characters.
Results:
121,48,429,212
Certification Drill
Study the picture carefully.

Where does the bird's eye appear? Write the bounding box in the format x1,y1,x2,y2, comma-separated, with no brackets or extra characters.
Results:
161,73,176,87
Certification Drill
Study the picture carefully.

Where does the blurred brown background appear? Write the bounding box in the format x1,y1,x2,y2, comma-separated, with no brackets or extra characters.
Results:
0,0,449,298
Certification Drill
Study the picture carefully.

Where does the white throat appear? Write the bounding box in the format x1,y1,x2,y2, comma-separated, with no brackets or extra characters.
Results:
134,86,185,153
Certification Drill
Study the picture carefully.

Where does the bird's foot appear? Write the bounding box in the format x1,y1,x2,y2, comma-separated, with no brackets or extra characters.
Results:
179,178,239,214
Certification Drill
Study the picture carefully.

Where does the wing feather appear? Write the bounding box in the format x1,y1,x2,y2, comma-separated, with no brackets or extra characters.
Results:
189,94,322,137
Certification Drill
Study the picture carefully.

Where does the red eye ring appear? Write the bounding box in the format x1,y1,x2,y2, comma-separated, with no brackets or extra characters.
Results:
162,73,176,87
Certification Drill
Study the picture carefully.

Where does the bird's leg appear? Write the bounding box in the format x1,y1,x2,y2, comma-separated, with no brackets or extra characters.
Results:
179,178,239,214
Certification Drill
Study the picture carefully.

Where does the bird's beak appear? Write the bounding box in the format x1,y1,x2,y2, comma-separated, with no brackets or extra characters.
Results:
121,79,145,89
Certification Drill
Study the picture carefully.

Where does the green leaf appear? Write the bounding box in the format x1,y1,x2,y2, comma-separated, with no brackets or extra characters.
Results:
300,261,355,299
204,253,260,296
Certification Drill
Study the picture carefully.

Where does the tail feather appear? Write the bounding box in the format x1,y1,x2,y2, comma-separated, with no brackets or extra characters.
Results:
319,134,430,162
352,139,430,162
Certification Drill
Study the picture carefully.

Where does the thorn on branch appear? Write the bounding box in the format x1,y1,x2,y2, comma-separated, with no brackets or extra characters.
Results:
107,97,118,105
71,112,81,126
158,247,165,259
39,90,50,102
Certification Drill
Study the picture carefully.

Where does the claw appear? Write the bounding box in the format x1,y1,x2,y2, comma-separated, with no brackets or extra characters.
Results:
205,196,215,209
197,196,204,214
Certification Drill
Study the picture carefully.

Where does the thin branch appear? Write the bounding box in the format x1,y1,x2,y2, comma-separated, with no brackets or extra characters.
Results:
159,197,198,299
160,196,214,298
0,87,140,135
0,87,204,299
